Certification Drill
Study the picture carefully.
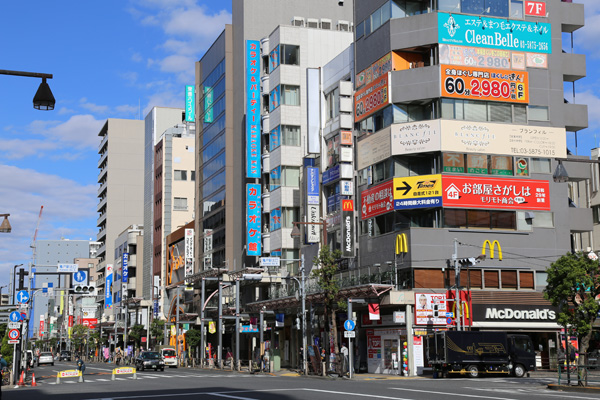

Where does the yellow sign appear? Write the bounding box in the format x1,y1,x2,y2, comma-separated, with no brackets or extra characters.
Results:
395,234,408,255
393,175,443,210
208,321,216,334
482,240,503,261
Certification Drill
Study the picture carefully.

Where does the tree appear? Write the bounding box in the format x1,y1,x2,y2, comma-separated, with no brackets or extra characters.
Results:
1,329,12,365
185,329,202,359
129,324,145,348
71,324,89,354
150,319,165,345
312,245,344,356
545,252,600,368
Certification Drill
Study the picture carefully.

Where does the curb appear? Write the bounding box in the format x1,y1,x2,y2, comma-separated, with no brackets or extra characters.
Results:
548,383,600,393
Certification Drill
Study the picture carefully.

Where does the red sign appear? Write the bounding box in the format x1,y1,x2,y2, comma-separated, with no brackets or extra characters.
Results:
354,73,390,122
525,1,546,17
39,321,44,337
342,199,354,211
360,180,394,220
82,318,98,329
442,176,550,210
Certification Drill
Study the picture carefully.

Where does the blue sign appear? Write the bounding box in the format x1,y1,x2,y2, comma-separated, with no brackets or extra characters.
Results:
306,167,320,205
153,300,159,318
9,311,21,322
185,85,195,122
438,12,551,54
246,184,262,256
246,40,261,178
16,290,29,304
73,270,87,283
344,320,355,331
122,253,129,283
446,312,454,318
447,317,453,325
322,165,340,185
105,266,113,309
240,325,259,333
394,197,441,210
270,208,281,231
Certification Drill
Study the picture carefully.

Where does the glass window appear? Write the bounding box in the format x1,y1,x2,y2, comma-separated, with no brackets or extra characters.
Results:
491,155,513,175
441,98,455,118
281,85,300,106
202,114,225,147
282,125,301,146
406,0,427,15
371,7,382,32
464,100,487,121
513,105,527,124
461,0,485,15
202,134,226,162
364,14,371,35
488,103,512,122
485,0,509,17
528,106,549,121
269,46,280,73
326,88,340,121
510,0,523,18
270,126,281,150
535,271,547,289
439,0,461,12
269,86,280,111
202,170,225,197
282,166,300,187
270,208,282,231
174,170,187,181
174,197,188,211
282,207,299,228
467,210,489,228
202,151,225,180
202,190,225,216
530,158,551,173
444,209,467,228
355,21,365,39
270,167,281,191
281,45,299,65
191,171,196,181
381,2,391,23
491,211,516,229
532,211,554,228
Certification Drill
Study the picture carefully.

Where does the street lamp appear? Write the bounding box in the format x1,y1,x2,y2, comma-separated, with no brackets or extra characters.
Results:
0,214,11,233
0,69,55,110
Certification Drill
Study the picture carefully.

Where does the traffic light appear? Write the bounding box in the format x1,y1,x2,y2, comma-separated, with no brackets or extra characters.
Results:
74,282,96,295
17,269,29,291
433,304,439,318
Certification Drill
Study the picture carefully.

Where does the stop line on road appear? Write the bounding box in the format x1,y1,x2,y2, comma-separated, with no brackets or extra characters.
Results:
37,372,271,385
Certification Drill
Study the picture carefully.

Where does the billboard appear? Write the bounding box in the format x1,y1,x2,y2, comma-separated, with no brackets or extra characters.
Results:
307,204,320,243
246,40,261,178
443,175,550,211
184,229,194,282
203,86,213,123
306,167,320,205
185,85,195,122
393,175,443,210
105,264,113,309
391,121,441,155
441,65,528,103
356,52,393,89
357,127,391,170
341,200,354,258
438,12,551,54
415,293,447,326
246,184,262,256
122,253,129,284
354,73,390,123
360,180,394,220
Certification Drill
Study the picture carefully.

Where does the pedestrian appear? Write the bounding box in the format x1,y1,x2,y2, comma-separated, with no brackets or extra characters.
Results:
0,354,7,399
76,356,86,381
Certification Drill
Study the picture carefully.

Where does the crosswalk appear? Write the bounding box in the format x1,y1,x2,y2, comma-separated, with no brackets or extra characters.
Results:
36,372,271,385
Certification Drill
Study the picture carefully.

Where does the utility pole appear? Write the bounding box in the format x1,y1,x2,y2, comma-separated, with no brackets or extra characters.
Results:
453,238,461,331
176,286,180,364
300,254,307,376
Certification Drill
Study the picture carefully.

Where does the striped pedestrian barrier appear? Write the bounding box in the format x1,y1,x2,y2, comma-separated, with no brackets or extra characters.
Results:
112,366,137,380
56,369,83,384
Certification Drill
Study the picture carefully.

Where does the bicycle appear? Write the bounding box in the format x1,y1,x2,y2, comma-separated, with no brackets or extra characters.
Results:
1,367,10,386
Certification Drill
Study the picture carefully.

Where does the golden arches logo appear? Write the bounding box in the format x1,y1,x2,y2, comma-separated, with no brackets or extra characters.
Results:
451,300,470,319
482,239,503,261
395,233,408,255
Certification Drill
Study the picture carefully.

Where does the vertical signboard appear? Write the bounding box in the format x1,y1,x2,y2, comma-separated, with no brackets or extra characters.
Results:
341,200,355,258
307,205,320,243
204,229,213,269
307,68,321,154
105,264,113,309
204,86,213,123
306,167,320,205
122,253,129,284
185,229,194,282
246,40,261,178
185,85,195,122
246,184,262,256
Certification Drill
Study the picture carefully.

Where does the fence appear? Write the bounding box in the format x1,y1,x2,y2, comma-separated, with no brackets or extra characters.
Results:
558,364,600,387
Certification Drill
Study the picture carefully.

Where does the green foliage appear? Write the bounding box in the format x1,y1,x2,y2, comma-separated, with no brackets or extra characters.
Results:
545,251,600,359
1,329,12,364
185,329,202,350
128,324,145,347
150,319,165,344
71,324,89,352
0,323,7,340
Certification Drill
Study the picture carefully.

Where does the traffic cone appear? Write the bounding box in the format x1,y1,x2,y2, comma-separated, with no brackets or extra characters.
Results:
31,372,37,387
18,371,25,386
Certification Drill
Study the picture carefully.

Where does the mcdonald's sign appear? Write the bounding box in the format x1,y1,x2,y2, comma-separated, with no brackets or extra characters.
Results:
395,233,408,255
342,199,354,211
482,240,503,261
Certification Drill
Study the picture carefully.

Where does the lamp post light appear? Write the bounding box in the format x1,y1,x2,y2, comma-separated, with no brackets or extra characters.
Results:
0,214,11,233
0,70,55,110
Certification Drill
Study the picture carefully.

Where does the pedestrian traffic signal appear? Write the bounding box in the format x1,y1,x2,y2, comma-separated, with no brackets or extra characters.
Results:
74,283,96,295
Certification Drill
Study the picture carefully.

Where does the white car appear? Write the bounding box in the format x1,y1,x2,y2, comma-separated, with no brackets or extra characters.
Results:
37,352,54,366
161,348,178,367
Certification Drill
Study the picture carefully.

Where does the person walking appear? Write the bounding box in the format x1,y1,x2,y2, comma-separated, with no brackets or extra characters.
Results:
0,354,7,399
76,356,86,382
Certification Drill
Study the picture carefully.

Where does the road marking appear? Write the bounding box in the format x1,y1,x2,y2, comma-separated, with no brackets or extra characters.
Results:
302,389,412,399
468,387,600,399
210,394,257,400
390,388,516,400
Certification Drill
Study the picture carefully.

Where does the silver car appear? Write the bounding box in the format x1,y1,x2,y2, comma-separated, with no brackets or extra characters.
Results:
37,351,54,366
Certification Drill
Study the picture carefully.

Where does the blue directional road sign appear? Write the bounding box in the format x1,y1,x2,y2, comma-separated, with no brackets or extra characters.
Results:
73,270,87,283
344,319,355,331
9,312,21,322
16,290,29,304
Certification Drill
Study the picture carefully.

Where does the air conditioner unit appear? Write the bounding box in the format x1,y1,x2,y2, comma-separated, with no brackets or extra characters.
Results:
337,20,350,31
291,16,305,27
307,18,319,28
320,18,332,30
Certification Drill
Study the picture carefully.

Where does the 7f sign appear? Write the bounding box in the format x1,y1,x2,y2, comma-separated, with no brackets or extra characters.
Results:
525,1,546,17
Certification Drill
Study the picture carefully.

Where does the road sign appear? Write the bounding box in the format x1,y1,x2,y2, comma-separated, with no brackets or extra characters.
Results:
9,311,21,322
20,312,27,321
259,257,280,267
8,322,20,329
8,340,18,345
446,317,453,325
73,270,87,283
8,329,20,340
57,263,78,273
344,319,356,331
446,312,454,318
16,290,30,304
344,331,356,338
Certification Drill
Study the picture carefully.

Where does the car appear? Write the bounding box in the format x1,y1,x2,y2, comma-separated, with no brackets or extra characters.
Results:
37,352,54,366
161,348,178,368
59,350,71,361
135,351,164,371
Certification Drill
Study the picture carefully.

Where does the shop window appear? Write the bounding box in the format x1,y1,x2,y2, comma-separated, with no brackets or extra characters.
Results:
501,270,518,289
443,153,465,173
484,270,500,288
491,155,513,175
519,271,534,289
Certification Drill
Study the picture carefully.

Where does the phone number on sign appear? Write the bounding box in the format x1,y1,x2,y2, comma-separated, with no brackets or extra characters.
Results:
511,147,556,156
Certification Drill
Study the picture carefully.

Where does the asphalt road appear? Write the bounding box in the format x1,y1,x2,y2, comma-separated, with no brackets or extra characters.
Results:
3,361,600,400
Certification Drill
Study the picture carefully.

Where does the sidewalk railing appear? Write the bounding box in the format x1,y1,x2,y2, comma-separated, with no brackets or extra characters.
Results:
558,364,600,387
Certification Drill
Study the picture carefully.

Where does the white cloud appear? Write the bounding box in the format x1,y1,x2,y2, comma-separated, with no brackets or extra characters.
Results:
80,98,111,114
163,6,230,40
574,1,600,57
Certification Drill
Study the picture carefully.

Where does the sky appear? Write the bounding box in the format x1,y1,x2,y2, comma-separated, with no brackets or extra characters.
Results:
0,0,599,291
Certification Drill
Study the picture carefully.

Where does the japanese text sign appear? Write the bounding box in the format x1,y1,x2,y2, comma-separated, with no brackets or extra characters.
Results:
246,184,262,256
360,180,394,220
354,73,390,123
393,175,443,210
246,40,261,178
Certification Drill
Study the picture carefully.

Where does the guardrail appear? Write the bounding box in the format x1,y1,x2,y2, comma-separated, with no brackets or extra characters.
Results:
56,369,82,384
558,364,600,387
112,366,137,380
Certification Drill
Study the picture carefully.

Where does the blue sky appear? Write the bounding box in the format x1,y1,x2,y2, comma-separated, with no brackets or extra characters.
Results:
0,0,599,290
0,0,232,288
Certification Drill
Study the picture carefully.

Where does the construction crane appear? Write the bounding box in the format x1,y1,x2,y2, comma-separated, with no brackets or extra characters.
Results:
30,205,44,263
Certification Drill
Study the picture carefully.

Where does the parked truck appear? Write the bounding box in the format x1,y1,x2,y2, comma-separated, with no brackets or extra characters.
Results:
427,331,535,378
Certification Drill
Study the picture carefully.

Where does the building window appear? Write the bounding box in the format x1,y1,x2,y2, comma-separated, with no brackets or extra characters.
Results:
281,44,300,65
282,166,300,187
510,0,524,18
326,87,340,121
191,171,196,181
269,86,281,111
593,205,600,224
174,170,187,181
174,197,188,211
282,207,299,229
443,209,516,230
528,105,549,121
281,85,300,106
441,99,527,124
281,125,301,146
269,46,280,73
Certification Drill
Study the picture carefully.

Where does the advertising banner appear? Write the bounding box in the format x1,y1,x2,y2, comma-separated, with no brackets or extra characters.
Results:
438,12,551,53
307,68,321,154
360,180,394,220
105,264,113,309
270,208,281,231
393,175,443,210
356,52,393,89
185,85,195,122
82,318,98,329
441,65,528,103
306,167,320,205
184,229,194,282
246,184,262,256
357,127,391,170
203,86,213,123
246,40,261,178
415,293,447,325
307,204,320,243
354,72,390,123
391,121,441,155
443,175,550,210
441,120,566,158
122,253,129,284
341,200,354,258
